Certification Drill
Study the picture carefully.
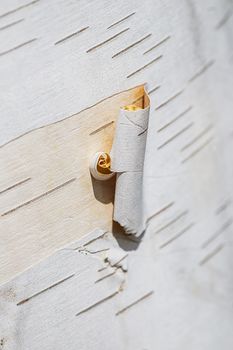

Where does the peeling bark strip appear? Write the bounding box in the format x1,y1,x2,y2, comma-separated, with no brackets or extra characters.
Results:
155,89,184,110
89,121,114,135
143,35,170,54
202,219,233,248
157,106,192,132
76,290,119,316
0,86,145,281
0,177,31,195
107,12,136,29
160,222,195,248
155,210,188,234
17,274,75,306
0,38,37,57
54,27,89,45
86,28,130,53
199,244,223,266
110,93,150,235
0,0,40,19
1,178,76,217
0,19,24,31
112,34,152,58
189,60,215,82
116,291,154,316
127,55,162,78
181,136,213,163
157,122,193,150
181,124,213,151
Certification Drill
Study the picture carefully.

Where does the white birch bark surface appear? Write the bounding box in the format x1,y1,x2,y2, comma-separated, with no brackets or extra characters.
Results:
0,0,233,349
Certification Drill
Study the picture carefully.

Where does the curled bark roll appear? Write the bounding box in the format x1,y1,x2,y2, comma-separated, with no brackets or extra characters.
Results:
110,87,150,236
